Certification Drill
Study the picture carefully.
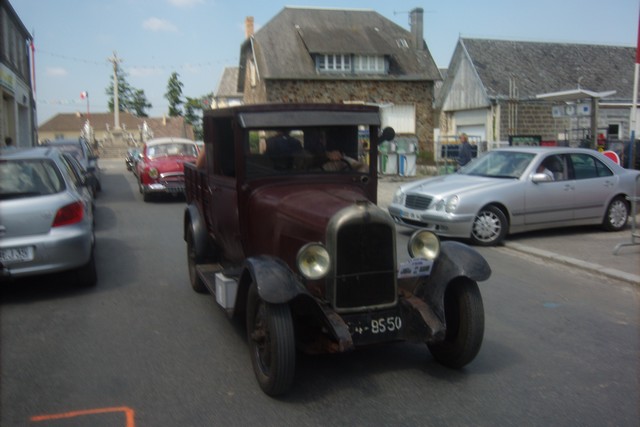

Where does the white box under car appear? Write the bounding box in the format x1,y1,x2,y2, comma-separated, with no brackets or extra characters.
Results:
215,273,237,309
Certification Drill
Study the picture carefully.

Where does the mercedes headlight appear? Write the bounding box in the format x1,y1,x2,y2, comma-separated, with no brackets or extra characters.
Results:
408,230,440,260
297,243,330,280
393,188,405,205
148,167,159,179
445,195,459,213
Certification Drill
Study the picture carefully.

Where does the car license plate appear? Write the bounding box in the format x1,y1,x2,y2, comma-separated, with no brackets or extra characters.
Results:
345,310,403,345
0,246,34,264
401,210,421,220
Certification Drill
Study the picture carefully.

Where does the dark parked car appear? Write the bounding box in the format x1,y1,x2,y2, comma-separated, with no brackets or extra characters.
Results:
183,104,491,396
42,138,101,197
125,147,141,172
0,147,97,286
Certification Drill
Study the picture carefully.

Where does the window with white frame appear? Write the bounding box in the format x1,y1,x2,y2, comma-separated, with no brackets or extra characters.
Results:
354,55,386,74
316,54,351,72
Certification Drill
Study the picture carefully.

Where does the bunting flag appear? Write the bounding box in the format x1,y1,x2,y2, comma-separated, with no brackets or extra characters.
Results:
80,91,88,99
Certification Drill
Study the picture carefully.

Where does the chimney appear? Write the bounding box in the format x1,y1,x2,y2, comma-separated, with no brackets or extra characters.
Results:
245,16,254,39
410,8,424,50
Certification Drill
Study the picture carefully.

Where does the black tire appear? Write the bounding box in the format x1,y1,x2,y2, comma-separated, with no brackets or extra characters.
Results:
470,205,508,246
186,227,207,293
427,278,484,368
602,196,629,231
246,283,296,396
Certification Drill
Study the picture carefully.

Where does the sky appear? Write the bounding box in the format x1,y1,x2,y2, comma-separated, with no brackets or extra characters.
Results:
10,0,640,125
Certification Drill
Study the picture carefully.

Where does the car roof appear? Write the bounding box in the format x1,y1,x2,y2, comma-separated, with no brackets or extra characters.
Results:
42,138,87,146
0,146,62,160
494,147,598,155
145,137,196,147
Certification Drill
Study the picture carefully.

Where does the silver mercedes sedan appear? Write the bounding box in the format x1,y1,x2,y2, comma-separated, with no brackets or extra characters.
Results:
0,147,97,285
388,147,640,246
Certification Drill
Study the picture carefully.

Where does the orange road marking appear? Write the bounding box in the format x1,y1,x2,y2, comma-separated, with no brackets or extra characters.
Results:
30,406,135,426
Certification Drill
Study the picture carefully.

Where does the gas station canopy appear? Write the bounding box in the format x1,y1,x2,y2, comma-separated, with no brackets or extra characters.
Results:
536,89,616,102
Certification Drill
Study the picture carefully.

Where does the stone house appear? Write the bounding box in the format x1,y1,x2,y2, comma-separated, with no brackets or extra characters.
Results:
237,7,441,154
436,38,636,152
212,67,243,108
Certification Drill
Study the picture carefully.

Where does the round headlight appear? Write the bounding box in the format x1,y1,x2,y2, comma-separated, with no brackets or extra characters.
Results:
148,168,159,179
297,243,330,280
408,230,440,260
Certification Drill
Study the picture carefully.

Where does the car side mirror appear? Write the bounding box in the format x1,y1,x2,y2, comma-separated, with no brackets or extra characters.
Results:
532,172,553,183
379,127,395,143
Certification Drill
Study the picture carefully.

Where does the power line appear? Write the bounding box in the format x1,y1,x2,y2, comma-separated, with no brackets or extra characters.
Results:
35,47,238,70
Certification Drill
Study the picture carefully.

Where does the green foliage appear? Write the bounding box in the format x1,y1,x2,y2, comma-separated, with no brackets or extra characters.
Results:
105,63,152,117
165,72,184,117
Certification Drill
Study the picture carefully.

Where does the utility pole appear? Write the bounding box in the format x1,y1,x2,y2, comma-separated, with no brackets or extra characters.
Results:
108,51,122,129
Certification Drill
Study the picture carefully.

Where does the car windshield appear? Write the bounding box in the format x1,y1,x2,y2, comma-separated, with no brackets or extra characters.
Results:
243,126,372,179
148,143,198,159
461,151,535,179
0,159,65,200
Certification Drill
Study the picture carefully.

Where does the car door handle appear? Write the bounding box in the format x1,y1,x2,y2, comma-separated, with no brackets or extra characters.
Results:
564,184,574,191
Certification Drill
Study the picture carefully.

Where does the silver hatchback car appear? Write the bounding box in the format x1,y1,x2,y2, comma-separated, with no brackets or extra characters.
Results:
0,147,97,286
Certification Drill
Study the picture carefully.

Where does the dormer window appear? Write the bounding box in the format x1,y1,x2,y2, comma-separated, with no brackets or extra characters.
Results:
354,55,386,74
315,53,388,75
316,54,351,72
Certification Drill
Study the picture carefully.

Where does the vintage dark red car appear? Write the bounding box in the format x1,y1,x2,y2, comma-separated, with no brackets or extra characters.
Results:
183,104,491,396
136,137,199,201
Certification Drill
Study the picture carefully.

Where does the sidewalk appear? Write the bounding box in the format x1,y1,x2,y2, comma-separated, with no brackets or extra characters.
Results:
377,175,640,286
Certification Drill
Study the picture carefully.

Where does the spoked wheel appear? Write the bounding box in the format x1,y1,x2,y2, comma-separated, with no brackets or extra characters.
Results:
470,205,507,246
603,196,629,231
246,283,296,396
186,228,207,293
427,278,484,368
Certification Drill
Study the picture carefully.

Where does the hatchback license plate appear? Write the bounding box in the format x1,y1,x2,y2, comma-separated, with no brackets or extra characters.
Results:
0,246,34,263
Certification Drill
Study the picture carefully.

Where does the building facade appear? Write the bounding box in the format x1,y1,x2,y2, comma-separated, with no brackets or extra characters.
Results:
238,7,441,154
436,38,636,153
1,0,36,148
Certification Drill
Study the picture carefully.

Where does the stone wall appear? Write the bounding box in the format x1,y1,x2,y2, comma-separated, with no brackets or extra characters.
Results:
498,100,564,142
244,76,436,154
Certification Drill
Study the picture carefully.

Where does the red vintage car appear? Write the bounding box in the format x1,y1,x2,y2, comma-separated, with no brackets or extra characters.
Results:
136,137,199,202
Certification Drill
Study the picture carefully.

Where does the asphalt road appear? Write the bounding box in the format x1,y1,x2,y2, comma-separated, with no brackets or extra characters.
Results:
1,159,638,426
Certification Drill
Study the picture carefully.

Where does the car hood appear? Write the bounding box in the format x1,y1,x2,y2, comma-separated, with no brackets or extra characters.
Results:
400,174,515,197
247,183,374,258
148,156,196,173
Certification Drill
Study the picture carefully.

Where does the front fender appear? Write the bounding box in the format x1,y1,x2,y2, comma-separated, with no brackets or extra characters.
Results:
415,240,491,321
184,204,207,259
243,255,309,304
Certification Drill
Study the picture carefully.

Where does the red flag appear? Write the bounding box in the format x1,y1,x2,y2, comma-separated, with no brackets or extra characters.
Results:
80,91,88,99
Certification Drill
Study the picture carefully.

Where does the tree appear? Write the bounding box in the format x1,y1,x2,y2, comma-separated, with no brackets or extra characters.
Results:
183,94,212,140
165,72,184,117
105,63,152,117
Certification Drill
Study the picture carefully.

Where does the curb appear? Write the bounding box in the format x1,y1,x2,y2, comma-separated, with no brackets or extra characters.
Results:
504,242,640,286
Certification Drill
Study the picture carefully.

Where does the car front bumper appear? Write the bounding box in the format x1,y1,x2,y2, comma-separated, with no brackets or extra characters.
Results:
388,204,474,238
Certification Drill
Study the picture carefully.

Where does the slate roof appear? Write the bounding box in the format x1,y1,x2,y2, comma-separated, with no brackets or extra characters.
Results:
215,67,243,97
460,38,635,101
239,6,440,87
38,112,194,139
